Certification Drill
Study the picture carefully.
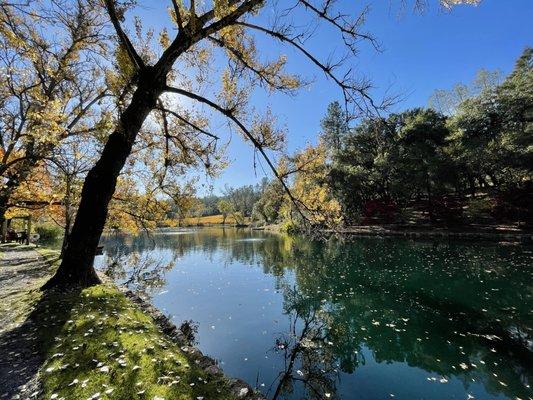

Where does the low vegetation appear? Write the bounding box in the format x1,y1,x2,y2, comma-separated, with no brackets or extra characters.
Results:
38,285,235,400
181,214,251,226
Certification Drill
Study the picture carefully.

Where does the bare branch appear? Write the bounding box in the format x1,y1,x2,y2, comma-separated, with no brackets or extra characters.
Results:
163,85,311,224
236,21,380,117
297,0,380,53
155,106,220,140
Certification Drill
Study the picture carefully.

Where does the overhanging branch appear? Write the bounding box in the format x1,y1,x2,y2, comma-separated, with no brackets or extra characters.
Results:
236,21,380,117
155,106,219,140
163,85,312,223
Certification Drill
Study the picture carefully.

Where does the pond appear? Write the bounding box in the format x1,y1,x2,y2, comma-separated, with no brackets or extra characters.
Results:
95,228,533,400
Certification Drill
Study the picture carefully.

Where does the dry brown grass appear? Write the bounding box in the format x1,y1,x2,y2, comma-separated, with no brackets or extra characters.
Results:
182,214,251,226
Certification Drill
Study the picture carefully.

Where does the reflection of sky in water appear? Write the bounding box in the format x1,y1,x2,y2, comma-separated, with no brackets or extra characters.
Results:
96,229,533,400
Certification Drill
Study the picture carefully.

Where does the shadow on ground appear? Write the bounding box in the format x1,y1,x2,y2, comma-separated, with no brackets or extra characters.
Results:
0,286,81,399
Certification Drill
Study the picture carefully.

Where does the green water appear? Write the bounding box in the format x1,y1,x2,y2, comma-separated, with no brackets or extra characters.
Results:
97,228,533,400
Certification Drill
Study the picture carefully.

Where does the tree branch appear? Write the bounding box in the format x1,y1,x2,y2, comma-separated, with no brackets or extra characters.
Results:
163,85,311,224
155,106,219,140
170,0,184,31
103,0,145,71
236,21,380,117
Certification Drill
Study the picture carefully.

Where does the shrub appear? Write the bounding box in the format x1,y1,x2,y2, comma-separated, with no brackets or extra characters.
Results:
35,224,62,242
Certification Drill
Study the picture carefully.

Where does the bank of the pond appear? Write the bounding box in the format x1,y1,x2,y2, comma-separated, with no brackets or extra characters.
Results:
253,223,533,243
330,224,533,243
0,244,262,400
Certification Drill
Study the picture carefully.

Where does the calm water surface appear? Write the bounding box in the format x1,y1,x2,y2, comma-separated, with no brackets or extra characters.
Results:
95,228,533,400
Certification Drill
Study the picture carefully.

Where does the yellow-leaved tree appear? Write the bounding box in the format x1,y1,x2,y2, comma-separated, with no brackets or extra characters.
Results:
0,0,111,229
281,143,342,229
40,0,482,288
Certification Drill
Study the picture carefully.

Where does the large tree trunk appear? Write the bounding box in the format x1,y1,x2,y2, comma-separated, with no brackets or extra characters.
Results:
43,76,163,289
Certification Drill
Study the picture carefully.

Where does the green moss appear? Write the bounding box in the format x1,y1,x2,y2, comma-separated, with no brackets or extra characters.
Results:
36,285,236,400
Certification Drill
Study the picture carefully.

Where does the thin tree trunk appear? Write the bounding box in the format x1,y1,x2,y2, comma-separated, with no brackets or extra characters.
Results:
60,179,72,259
43,77,163,289
0,181,21,242
0,199,8,243
0,142,49,226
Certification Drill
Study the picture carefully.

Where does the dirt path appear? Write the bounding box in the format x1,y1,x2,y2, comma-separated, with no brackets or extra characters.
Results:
0,245,55,400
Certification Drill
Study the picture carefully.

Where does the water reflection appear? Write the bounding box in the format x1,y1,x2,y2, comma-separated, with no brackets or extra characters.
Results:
103,250,174,298
269,287,340,400
97,228,533,400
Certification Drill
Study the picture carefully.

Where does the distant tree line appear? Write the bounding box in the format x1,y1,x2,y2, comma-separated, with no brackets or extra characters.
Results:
164,180,268,225
253,49,532,228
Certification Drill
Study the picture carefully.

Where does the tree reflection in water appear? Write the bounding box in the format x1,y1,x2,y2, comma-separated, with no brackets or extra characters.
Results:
269,287,339,400
97,228,532,400
101,247,174,299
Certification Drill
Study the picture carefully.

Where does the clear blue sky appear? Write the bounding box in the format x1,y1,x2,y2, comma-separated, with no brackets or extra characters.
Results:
138,0,533,195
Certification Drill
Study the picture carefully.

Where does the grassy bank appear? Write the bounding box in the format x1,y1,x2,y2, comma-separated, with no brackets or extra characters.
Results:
37,285,236,400
0,245,249,400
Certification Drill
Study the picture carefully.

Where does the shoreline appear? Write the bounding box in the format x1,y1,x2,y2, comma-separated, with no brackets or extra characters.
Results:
250,224,533,244
0,244,265,400
115,283,265,400
140,223,533,244
325,225,533,244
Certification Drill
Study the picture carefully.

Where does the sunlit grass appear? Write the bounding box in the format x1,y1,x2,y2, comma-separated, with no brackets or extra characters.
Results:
182,214,250,226
38,285,235,400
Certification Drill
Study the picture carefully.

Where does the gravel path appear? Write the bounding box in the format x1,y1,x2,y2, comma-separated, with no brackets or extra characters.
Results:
0,245,54,400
